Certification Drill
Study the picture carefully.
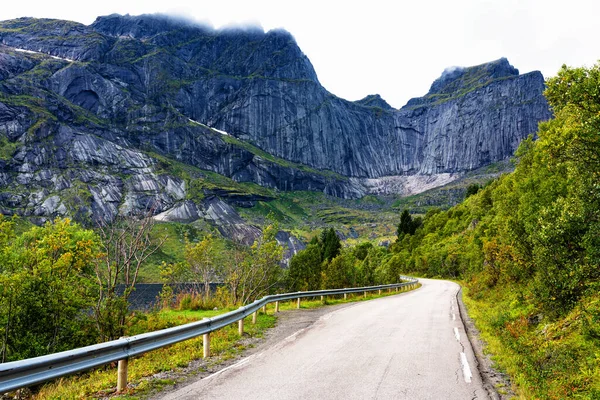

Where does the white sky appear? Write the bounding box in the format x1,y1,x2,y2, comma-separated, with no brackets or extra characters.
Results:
2,0,599,108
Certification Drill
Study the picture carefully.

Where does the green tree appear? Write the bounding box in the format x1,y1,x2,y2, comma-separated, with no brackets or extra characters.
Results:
353,242,373,261
397,210,422,238
525,64,600,314
397,210,412,238
221,243,250,305
288,243,322,291
184,235,222,300
321,228,341,262
321,251,353,289
94,213,166,341
0,217,101,361
465,183,481,198
238,223,284,304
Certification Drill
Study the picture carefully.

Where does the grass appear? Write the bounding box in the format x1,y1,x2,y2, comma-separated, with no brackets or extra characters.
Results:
0,93,56,121
462,284,600,399
236,190,399,243
31,284,420,399
0,136,21,161
236,195,310,226
34,308,276,400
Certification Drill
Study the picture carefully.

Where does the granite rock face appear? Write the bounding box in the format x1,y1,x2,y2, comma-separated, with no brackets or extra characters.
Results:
0,14,551,226
211,57,550,178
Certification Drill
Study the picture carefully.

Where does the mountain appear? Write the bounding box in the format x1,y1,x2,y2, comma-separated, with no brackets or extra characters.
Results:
0,14,551,228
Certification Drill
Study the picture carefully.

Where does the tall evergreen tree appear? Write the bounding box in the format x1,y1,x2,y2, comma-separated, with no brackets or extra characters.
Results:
398,209,421,237
322,228,341,262
465,183,481,198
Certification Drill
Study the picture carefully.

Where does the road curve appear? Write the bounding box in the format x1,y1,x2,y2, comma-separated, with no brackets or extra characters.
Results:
159,279,488,400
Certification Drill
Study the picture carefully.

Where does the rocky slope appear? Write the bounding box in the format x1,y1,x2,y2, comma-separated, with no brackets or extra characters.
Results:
0,14,551,230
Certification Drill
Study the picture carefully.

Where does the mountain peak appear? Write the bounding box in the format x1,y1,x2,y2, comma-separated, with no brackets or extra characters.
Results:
429,57,519,95
355,94,394,110
91,13,212,38
405,58,523,108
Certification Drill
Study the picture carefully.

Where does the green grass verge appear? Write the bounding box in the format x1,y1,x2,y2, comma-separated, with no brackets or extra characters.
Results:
462,285,600,399
34,308,275,399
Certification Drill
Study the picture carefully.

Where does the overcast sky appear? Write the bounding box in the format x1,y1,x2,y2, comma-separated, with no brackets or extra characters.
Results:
2,0,599,108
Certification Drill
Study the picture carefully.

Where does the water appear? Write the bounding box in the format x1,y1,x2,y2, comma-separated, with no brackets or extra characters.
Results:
118,283,221,311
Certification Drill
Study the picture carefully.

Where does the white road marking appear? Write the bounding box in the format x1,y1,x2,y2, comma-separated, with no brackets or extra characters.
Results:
460,352,473,383
284,327,308,342
203,355,254,381
453,327,460,341
203,325,311,382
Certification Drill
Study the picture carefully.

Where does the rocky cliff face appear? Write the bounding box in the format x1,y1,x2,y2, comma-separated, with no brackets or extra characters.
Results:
210,57,549,179
0,14,551,227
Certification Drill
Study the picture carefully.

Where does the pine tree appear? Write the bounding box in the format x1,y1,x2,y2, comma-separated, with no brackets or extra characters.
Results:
397,210,413,237
397,210,422,238
322,228,341,261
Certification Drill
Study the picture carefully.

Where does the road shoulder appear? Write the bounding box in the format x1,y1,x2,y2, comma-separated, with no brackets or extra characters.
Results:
456,287,515,400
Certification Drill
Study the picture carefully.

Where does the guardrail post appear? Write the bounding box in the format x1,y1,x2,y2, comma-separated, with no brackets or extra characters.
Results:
363,291,367,298
117,358,128,392
238,318,244,336
262,305,266,314
252,311,257,324
203,333,210,358
321,295,324,302
378,289,381,295
275,301,279,312
297,298,301,309
344,293,347,300
117,336,128,392
396,286,399,292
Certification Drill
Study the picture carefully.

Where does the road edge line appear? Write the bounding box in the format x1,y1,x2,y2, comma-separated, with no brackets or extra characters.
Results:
455,286,503,400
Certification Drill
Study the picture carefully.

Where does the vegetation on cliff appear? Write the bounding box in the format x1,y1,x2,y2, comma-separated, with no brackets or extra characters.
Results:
384,63,599,398
286,62,600,398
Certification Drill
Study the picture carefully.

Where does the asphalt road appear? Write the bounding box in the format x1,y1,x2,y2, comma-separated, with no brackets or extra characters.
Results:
159,279,488,400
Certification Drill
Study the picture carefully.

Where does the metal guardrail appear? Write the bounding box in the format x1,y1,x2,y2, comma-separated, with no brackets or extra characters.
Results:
0,276,418,394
